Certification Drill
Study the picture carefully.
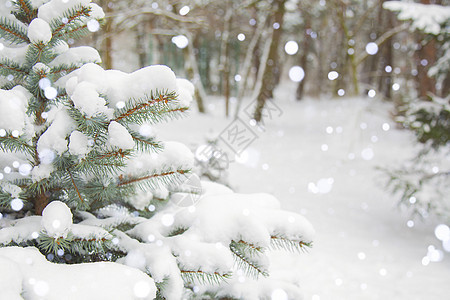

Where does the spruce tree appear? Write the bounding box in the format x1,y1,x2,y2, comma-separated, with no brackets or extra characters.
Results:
0,1,314,298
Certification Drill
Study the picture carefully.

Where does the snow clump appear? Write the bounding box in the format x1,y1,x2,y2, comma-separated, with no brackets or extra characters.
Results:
41,201,73,238
27,18,52,44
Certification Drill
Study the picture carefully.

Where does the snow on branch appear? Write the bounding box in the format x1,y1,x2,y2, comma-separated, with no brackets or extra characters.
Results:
383,1,450,35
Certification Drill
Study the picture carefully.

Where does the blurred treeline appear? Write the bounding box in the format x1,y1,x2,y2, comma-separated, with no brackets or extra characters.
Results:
82,0,449,117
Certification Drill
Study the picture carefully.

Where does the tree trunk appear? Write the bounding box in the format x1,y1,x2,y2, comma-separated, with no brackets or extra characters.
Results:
253,0,286,122
234,10,266,117
296,13,311,100
136,21,148,68
33,94,49,215
219,2,232,117
100,0,113,69
415,38,437,99
413,0,437,99
185,32,206,113
379,2,394,99
35,190,49,215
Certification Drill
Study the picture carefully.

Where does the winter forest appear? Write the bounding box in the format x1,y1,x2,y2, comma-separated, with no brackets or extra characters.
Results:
0,0,449,299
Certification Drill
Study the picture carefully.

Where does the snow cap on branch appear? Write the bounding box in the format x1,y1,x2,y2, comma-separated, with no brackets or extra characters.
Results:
50,46,102,68
38,0,93,22
383,1,450,35
108,121,134,149
68,131,91,156
88,3,105,19
70,81,110,118
36,106,76,155
27,18,52,44
57,63,184,108
41,201,73,239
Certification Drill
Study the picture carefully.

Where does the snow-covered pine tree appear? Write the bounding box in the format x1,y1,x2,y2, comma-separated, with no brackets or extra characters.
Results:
383,1,450,221
0,1,314,299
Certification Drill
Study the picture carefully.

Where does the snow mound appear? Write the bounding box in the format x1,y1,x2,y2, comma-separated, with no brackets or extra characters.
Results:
0,247,157,300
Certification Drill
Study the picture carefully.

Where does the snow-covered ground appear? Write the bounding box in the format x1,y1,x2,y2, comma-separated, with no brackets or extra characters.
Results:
157,82,450,300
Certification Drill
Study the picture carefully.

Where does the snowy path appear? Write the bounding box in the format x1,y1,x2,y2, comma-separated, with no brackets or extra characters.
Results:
157,91,450,299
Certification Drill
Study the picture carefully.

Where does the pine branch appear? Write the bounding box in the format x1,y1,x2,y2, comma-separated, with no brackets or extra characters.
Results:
114,91,174,122
58,24,90,41
154,277,170,300
50,63,82,80
113,90,186,125
0,188,13,208
0,58,28,80
117,169,188,188
26,178,54,203
74,149,131,176
229,240,268,278
66,104,109,138
51,5,91,38
83,180,122,211
167,227,189,237
38,232,74,256
270,235,312,253
12,0,36,24
25,43,51,67
68,170,85,206
128,129,162,153
0,132,34,156
1,81,18,90
234,239,264,255
180,270,231,285
37,231,113,259
0,17,29,44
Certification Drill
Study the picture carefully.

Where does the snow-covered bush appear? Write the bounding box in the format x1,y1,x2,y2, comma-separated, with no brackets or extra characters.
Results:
0,1,314,298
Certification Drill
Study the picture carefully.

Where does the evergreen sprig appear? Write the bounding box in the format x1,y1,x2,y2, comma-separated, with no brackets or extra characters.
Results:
113,90,186,125
117,167,189,192
25,43,53,67
270,235,312,253
37,231,114,261
50,63,83,80
38,232,74,256
0,188,13,208
82,180,123,211
66,104,109,138
50,4,91,39
154,277,170,300
167,227,189,237
128,129,162,153
12,0,37,24
0,131,33,156
229,240,268,279
58,23,90,41
74,149,131,176
0,58,28,80
180,269,231,285
410,107,450,148
0,16,29,44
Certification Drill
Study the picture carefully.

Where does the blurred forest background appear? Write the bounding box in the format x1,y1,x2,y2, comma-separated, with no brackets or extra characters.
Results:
77,0,450,249
77,0,449,120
